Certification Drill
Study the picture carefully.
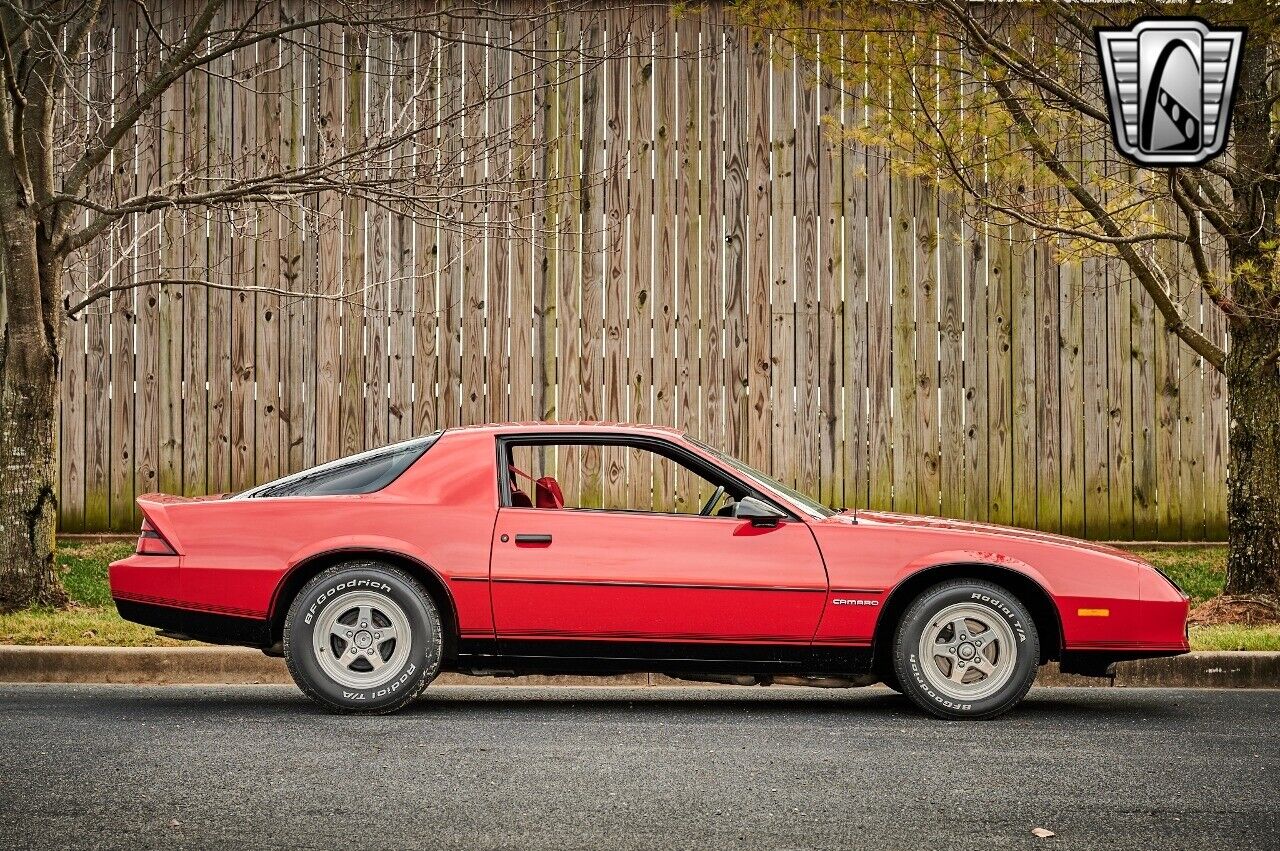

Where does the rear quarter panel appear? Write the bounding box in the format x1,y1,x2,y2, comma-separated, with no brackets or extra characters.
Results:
157,430,499,636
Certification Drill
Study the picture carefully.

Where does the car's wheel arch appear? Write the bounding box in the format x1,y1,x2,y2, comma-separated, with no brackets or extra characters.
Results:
269,548,460,663
871,561,1063,676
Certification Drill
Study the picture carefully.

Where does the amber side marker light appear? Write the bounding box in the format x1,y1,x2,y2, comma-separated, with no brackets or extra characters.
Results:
137,519,177,556
1077,608,1111,617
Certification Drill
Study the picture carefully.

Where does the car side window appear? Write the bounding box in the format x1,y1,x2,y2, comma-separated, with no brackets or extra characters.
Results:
505,441,746,516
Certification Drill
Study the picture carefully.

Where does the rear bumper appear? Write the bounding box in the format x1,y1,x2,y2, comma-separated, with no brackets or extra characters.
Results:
114,599,271,648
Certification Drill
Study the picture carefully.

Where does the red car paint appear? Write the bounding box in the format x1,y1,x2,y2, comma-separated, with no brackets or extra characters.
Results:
109,422,1189,666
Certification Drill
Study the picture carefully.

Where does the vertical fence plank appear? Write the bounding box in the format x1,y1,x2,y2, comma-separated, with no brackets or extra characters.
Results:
534,11,559,440
339,30,368,453
890,149,916,513
412,29,440,437
461,16,487,428
1106,163,1135,539
602,4,629,508
315,22,344,463
962,200,989,521
387,31,417,441
745,26,771,473
579,10,606,504
914,177,939,515
1033,218,1061,533
485,16,513,428
255,8,283,482
865,145,892,511
722,22,749,461
700,8,726,459
794,50,820,500
507,12,535,426
769,43,795,489
279,4,314,468
1082,249,1111,540
675,11,701,511
1010,227,1037,531
650,12,676,509
152,5,181,500
986,228,1013,525
626,8,653,506
841,86,868,511
228,34,257,491
57,42,89,531
83,7,111,534
938,191,965,520
555,11,583,501
817,66,843,509
109,2,138,529
1174,218,1206,541
1153,202,1181,540
364,32,390,448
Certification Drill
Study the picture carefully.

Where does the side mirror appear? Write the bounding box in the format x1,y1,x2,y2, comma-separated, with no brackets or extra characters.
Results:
734,496,785,528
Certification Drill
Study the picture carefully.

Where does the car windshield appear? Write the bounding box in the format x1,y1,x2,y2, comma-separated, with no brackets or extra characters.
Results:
688,437,836,519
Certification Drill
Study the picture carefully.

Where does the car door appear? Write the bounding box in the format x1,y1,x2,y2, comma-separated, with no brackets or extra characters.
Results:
488,437,829,647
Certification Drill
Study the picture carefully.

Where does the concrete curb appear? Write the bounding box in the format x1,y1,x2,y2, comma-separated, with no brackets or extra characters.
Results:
0,646,1276,689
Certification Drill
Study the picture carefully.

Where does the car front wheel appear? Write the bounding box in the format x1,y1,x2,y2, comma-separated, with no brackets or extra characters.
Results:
892,579,1039,720
284,561,443,714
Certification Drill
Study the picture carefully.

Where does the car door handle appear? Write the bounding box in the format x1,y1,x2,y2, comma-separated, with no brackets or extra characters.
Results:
514,533,552,545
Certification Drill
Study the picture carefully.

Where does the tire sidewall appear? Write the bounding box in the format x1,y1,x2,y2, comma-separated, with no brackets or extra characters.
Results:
894,580,1039,719
285,563,442,713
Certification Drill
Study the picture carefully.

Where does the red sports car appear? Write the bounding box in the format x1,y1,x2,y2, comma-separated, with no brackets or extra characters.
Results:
110,422,1189,718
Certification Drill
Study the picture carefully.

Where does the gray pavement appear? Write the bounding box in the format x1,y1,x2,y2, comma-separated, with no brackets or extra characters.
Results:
0,684,1276,850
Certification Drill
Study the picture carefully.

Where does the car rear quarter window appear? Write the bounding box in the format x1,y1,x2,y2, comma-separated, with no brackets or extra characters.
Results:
238,433,440,498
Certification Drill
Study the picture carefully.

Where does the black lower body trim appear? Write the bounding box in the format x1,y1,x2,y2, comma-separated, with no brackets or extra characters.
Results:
454,637,874,678
115,599,271,648
1058,648,1188,678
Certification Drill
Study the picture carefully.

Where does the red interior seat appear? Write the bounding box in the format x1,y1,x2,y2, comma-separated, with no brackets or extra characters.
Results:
535,476,564,509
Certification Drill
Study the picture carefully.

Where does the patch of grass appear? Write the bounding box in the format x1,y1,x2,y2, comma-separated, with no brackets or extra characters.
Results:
1189,624,1280,652
0,605,184,646
1130,546,1227,605
57,541,133,607
0,540,187,647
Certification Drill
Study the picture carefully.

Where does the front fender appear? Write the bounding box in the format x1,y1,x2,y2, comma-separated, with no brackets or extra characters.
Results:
890,549,1056,596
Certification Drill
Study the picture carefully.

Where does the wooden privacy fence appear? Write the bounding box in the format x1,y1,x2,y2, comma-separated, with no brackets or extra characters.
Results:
55,1,1228,539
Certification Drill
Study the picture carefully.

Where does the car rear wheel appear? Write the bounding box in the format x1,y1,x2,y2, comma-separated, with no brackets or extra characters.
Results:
284,561,442,714
892,579,1039,720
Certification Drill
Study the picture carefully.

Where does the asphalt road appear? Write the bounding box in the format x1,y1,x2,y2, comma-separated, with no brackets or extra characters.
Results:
0,685,1276,850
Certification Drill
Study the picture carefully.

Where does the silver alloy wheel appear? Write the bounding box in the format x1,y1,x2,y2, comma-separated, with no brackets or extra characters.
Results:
916,602,1017,701
313,590,412,690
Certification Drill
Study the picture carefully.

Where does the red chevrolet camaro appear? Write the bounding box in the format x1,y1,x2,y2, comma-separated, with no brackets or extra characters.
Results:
110,422,1189,718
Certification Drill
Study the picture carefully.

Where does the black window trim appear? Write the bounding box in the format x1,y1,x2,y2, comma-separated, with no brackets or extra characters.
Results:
237,431,442,499
493,433,800,522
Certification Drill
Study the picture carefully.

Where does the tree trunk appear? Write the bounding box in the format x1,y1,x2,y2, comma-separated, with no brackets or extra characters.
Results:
0,320,65,611
1224,320,1280,596
0,172,67,611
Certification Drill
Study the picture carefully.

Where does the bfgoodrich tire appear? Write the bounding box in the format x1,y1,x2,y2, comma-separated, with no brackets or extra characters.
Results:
284,562,443,714
892,579,1039,720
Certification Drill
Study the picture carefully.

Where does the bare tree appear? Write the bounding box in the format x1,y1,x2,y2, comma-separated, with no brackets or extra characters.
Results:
0,0,627,610
736,0,1280,596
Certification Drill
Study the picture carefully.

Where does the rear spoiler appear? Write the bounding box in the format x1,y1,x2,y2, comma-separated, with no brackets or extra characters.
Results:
135,493,203,556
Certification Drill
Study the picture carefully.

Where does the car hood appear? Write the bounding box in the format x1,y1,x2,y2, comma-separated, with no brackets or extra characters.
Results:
833,509,1150,566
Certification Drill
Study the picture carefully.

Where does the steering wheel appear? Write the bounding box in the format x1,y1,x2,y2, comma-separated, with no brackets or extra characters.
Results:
699,486,726,516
